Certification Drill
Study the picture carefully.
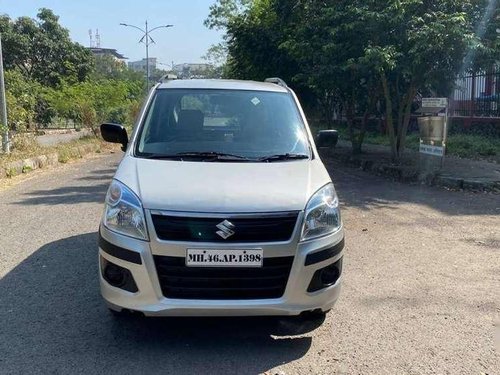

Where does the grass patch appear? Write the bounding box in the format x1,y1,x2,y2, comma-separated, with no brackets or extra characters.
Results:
446,134,499,159
22,165,33,174
313,122,499,161
6,167,17,178
0,133,117,171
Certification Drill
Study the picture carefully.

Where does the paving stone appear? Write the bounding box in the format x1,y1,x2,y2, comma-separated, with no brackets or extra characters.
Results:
35,155,48,168
22,158,37,172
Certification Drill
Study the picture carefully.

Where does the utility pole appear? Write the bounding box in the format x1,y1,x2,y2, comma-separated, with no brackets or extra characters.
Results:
0,34,9,154
120,21,173,91
145,21,149,90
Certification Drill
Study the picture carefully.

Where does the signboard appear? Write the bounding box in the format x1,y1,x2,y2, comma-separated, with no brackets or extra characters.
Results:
421,98,448,108
419,144,445,157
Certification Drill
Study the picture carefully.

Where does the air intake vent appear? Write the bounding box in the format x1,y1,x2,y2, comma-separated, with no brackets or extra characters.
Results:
154,256,294,300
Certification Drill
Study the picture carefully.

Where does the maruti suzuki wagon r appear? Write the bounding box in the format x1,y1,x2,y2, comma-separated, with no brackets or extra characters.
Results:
99,78,344,319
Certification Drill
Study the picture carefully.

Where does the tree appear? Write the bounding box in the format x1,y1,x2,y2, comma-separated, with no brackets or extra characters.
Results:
46,78,144,133
462,0,500,71
3,69,43,130
0,8,93,87
204,1,252,79
92,54,125,79
202,43,228,78
283,0,381,153
204,0,252,30
207,0,495,160
362,0,474,161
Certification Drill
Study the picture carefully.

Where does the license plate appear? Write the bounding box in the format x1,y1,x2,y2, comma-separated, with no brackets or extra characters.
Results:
186,249,263,267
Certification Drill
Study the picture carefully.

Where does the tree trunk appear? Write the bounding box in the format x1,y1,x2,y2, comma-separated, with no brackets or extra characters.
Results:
345,100,359,153
319,93,335,128
381,73,397,162
355,110,370,153
397,86,417,159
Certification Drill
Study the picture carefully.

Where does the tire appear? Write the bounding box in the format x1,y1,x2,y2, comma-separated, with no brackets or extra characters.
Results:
108,308,126,317
299,309,330,321
108,308,144,319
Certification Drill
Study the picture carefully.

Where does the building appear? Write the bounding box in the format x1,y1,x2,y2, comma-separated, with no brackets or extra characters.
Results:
128,58,158,73
88,47,127,61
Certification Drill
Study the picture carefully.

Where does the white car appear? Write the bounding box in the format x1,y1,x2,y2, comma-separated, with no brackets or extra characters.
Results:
99,78,344,319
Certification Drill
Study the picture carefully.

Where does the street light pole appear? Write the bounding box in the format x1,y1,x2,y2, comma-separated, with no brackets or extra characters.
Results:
120,21,173,91
145,20,149,91
0,34,9,154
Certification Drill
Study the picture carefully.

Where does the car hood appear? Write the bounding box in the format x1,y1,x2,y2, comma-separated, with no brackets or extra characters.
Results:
113,156,331,213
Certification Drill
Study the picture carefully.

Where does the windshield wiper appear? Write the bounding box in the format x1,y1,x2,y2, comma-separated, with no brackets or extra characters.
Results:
142,153,184,160
178,151,250,160
258,153,310,162
142,151,251,161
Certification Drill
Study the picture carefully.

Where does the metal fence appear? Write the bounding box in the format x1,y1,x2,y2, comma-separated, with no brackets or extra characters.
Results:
453,68,500,118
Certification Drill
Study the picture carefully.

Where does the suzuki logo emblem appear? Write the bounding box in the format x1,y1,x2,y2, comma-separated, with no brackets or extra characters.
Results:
216,220,235,239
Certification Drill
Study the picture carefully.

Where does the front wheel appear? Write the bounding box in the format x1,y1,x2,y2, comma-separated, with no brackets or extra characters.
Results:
108,308,144,319
299,309,330,321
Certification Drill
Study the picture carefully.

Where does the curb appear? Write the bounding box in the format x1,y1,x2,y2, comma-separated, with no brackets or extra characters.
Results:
1,143,101,180
324,151,500,193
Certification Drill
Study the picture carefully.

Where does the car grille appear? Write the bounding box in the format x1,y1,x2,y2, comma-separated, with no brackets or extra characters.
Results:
151,212,299,243
154,256,294,300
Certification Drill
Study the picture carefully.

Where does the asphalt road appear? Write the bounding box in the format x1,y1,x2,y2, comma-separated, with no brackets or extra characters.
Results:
36,130,91,147
0,153,498,374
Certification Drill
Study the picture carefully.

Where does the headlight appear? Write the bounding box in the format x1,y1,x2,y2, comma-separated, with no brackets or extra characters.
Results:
301,183,341,241
103,180,148,240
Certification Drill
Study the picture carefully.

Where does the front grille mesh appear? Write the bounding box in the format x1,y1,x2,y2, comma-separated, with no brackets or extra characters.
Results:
151,212,299,243
154,256,294,300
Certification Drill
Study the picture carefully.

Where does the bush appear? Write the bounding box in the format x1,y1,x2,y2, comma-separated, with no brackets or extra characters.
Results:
107,106,129,125
45,79,144,132
4,70,40,131
11,133,39,152
449,118,500,137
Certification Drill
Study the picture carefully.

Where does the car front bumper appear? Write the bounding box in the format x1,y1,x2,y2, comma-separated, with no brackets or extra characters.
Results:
98,215,345,317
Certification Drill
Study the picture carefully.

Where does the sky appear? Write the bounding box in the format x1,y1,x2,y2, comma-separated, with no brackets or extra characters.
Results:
0,0,224,67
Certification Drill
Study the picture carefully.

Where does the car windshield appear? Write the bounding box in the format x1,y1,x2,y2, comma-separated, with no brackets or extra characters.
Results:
135,89,310,161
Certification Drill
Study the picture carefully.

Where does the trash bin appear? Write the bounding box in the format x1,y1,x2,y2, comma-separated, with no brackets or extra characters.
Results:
417,116,446,174
418,116,445,143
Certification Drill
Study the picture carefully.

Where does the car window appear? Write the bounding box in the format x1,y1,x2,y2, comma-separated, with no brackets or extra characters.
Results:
136,89,310,160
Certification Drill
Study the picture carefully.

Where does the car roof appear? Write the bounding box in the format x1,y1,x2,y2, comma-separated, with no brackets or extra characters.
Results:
156,79,289,93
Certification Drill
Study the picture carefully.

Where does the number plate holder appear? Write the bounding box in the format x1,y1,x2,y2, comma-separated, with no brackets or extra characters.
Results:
186,249,263,267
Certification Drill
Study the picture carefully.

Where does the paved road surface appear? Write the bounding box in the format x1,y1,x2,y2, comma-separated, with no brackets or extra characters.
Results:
36,130,91,147
0,153,498,374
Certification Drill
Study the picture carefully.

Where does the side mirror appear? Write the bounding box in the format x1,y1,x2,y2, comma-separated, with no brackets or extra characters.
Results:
100,123,128,151
316,130,339,148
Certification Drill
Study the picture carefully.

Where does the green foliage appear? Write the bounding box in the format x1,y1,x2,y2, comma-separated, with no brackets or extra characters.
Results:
202,43,228,78
22,165,33,173
209,0,496,161
463,0,500,70
0,8,93,87
446,133,499,158
4,69,41,130
204,0,252,30
6,167,17,178
91,54,145,85
45,79,144,133
0,8,144,138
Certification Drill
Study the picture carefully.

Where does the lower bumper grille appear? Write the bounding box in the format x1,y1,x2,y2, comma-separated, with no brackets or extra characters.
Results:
154,256,294,300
